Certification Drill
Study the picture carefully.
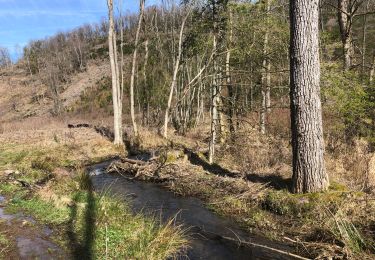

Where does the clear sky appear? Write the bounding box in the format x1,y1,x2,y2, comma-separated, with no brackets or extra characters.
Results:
0,0,144,60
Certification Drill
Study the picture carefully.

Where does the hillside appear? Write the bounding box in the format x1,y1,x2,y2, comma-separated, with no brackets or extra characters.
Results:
0,60,110,123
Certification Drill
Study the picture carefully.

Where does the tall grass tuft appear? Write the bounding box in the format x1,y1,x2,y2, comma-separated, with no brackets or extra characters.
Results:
327,209,367,253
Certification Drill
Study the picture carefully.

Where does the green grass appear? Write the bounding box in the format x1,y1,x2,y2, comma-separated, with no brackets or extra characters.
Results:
6,197,70,225
0,183,20,195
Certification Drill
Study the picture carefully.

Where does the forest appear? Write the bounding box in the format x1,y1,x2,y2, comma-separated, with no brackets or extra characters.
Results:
0,0,374,259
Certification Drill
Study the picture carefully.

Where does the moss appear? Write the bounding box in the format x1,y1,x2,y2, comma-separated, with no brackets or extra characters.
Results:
262,188,352,217
329,182,349,192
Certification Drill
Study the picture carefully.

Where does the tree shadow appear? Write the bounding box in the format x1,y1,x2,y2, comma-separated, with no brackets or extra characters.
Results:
93,126,114,142
245,173,291,191
182,148,240,178
182,147,291,191
67,177,96,260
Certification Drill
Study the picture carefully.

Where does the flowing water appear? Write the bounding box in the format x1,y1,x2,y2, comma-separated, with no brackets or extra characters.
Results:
89,161,298,260
0,161,299,259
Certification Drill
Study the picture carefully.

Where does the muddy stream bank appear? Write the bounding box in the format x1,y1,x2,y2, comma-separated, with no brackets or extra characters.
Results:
0,195,67,259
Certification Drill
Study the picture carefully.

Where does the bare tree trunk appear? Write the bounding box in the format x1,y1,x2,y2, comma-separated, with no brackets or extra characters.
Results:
209,34,218,164
163,11,190,138
370,52,375,84
130,0,145,137
338,0,354,71
260,0,271,134
143,39,149,126
226,8,235,136
265,1,272,113
107,0,123,145
290,0,329,193
361,0,370,75
266,59,271,112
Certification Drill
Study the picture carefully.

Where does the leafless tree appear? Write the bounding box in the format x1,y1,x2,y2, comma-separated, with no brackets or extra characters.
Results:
107,0,123,145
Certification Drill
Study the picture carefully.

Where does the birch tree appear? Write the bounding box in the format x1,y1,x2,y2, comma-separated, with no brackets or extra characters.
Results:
130,0,146,137
107,0,123,145
260,0,271,134
290,0,329,193
163,10,190,138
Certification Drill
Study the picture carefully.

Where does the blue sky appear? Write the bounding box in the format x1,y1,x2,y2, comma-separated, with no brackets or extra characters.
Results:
0,0,146,60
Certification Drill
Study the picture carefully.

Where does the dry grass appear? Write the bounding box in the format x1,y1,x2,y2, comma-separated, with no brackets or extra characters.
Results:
0,118,120,174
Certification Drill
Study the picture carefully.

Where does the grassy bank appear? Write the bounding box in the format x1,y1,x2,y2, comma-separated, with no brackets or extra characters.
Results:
0,126,187,259
119,127,375,259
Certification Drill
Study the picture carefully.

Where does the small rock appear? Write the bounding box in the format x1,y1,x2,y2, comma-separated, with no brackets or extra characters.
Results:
4,169,15,175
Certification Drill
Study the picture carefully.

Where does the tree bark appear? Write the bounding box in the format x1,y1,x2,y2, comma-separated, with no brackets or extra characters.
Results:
290,0,329,193
107,0,123,145
130,0,145,137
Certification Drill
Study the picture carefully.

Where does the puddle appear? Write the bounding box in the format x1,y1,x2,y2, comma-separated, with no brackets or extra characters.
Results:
0,194,66,259
16,237,65,260
0,207,14,224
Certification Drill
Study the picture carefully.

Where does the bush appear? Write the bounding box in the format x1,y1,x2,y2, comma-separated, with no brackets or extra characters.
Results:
322,64,374,143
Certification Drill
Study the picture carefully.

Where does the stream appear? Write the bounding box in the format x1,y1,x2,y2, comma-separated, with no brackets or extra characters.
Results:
0,160,299,259
89,160,298,260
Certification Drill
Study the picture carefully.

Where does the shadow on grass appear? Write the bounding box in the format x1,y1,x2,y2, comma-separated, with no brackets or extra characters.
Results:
67,178,96,260
183,147,291,191
246,174,291,191
183,148,240,177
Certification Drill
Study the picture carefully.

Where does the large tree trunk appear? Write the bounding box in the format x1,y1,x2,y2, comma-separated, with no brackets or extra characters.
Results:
290,0,329,193
338,0,354,71
130,0,145,137
107,0,123,145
